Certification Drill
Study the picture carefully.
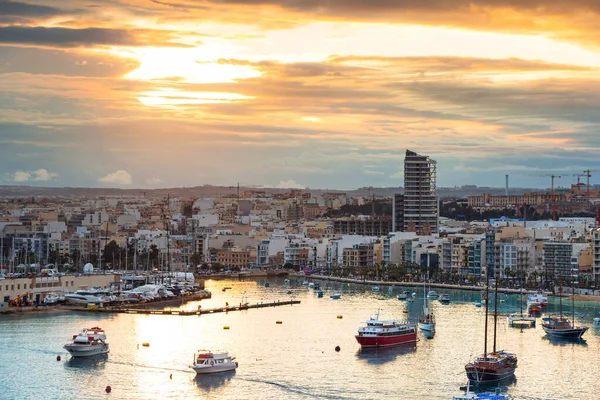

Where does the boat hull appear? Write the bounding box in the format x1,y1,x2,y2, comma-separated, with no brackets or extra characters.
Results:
355,332,417,348
64,344,109,357
418,322,435,332
192,364,237,374
465,366,516,383
542,326,588,339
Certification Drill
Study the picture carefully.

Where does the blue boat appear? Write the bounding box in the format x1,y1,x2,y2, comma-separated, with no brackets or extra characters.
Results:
264,282,270,288
317,290,323,298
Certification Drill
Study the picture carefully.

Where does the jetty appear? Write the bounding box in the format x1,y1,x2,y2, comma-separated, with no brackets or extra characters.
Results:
70,299,301,316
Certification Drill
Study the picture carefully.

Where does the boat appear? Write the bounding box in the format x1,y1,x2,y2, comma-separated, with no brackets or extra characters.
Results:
452,384,510,400
63,327,109,357
317,290,323,298
418,278,436,332
308,282,315,288
64,288,116,305
191,350,238,374
372,286,380,292
221,287,232,292
541,274,588,340
412,292,417,298
43,292,64,305
355,308,417,348
527,291,548,308
283,279,290,285
475,302,482,308
507,263,536,328
465,280,517,383
439,294,451,304
427,290,438,300
397,291,409,300
594,317,600,327
330,293,341,299
264,282,270,288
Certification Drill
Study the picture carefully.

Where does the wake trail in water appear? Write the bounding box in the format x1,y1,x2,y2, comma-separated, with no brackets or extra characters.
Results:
239,377,355,400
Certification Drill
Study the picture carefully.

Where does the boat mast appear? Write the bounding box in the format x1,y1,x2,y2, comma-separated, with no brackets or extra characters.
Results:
484,273,489,357
571,270,576,328
493,275,498,353
559,275,563,320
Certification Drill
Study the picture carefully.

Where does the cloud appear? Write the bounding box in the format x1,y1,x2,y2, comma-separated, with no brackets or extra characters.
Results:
146,177,162,185
0,26,190,48
0,1,67,17
11,168,58,182
276,179,306,189
99,170,133,185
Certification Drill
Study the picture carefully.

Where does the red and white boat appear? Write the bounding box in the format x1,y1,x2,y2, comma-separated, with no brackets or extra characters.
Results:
355,309,417,348
527,291,548,308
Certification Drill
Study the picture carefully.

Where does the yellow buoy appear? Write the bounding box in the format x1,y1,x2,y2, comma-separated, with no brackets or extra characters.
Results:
337,315,343,319
403,310,408,313
223,326,230,330
142,342,150,347
276,321,283,324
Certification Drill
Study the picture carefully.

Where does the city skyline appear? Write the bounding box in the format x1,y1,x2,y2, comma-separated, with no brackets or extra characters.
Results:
2,1,600,189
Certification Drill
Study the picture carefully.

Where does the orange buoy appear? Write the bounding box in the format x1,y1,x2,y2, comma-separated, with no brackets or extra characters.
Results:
169,374,172,380
105,385,112,393
56,355,61,361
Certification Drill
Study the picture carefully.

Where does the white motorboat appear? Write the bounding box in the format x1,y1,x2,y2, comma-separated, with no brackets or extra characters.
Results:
191,350,238,374
330,293,341,300
64,288,115,305
372,286,380,292
43,292,64,305
64,327,109,357
427,291,438,299
397,291,409,300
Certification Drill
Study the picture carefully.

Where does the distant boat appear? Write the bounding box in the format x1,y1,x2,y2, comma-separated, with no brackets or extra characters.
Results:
397,291,409,300
264,282,270,288
330,293,341,300
593,317,600,327
542,276,588,340
439,294,450,304
372,286,380,292
427,291,438,300
418,281,436,333
317,290,323,298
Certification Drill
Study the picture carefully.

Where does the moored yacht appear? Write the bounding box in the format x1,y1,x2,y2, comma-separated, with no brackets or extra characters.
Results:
64,288,116,305
191,350,238,374
355,309,417,348
465,281,517,383
64,327,109,357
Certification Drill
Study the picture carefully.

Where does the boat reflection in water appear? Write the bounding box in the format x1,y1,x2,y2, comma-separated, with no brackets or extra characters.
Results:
356,342,416,365
542,335,588,347
64,353,108,369
194,370,236,391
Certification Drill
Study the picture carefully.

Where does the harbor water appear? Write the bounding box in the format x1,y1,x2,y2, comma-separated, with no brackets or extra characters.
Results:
2,277,600,399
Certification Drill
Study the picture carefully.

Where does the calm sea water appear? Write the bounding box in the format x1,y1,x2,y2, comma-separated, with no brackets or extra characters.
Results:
1,278,600,400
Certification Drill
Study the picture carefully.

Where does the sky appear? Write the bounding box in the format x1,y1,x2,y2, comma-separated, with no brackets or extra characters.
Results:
2,0,600,190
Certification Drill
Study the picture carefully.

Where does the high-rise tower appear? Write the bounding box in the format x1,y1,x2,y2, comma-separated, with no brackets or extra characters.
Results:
403,150,438,234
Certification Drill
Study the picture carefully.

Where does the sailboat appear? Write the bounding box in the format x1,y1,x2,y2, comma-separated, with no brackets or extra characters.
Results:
542,273,588,340
418,277,435,332
507,262,535,328
465,277,517,383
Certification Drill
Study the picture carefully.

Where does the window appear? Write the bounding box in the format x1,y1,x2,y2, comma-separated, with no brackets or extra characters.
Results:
17,284,20,290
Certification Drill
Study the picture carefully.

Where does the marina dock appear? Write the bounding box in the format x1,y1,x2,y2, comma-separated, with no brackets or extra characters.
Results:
70,300,301,316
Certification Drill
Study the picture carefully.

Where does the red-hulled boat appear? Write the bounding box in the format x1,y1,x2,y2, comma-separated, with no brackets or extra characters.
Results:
355,309,417,348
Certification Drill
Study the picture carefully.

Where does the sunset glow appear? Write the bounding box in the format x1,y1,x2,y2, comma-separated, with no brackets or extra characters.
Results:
2,0,600,188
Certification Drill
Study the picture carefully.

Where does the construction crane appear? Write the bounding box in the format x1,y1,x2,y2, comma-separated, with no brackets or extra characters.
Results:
583,169,600,196
573,173,587,187
530,174,562,195
530,174,562,220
